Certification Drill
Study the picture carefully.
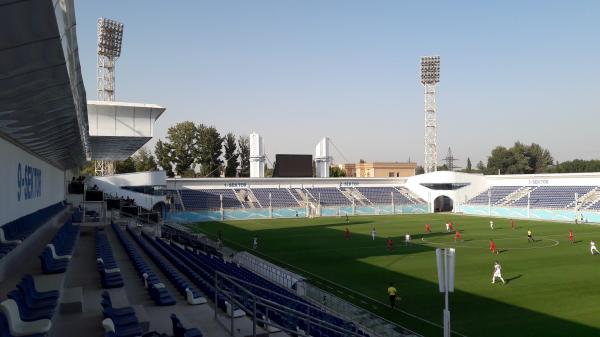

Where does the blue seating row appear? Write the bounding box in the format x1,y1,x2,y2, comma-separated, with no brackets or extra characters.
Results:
100,291,143,337
144,233,217,304
126,227,205,305
39,219,79,274
0,202,65,260
173,187,426,210
0,274,58,336
111,223,176,306
151,238,366,337
96,229,124,288
466,185,600,210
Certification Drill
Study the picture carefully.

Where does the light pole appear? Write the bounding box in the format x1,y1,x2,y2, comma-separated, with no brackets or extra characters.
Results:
436,248,455,337
95,18,124,176
421,56,440,173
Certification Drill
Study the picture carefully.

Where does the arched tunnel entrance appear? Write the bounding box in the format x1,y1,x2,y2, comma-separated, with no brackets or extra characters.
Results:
434,195,454,212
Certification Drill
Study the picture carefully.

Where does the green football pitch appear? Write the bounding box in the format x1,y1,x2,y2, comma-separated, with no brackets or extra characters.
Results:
188,214,600,337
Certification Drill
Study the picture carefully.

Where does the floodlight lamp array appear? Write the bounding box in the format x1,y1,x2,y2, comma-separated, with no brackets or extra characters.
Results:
97,18,124,57
420,56,440,84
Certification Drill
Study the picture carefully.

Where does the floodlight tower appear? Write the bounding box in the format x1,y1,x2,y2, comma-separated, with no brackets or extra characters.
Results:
420,55,440,173
97,18,124,102
95,18,124,176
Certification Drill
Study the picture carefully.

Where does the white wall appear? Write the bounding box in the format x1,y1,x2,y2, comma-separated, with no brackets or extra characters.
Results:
167,177,409,190
93,171,166,187
87,101,165,138
0,137,66,225
485,173,600,187
89,172,166,211
405,172,488,211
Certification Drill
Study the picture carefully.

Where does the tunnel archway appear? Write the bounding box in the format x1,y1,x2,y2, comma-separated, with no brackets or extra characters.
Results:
434,195,454,212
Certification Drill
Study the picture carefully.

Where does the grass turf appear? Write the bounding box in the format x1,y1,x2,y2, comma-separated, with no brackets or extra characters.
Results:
188,214,600,337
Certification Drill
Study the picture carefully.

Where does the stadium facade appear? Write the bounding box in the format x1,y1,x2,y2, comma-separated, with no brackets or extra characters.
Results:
2,1,600,337
163,171,600,224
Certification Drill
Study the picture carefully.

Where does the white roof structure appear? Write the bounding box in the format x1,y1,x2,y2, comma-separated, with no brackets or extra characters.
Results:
87,100,165,160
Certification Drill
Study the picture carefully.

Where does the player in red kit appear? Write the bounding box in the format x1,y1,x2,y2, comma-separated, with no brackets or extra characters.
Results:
569,230,574,244
425,223,431,233
448,222,454,231
490,239,498,255
455,230,461,242
387,238,394,251
511,219,515,230
344,227,350,240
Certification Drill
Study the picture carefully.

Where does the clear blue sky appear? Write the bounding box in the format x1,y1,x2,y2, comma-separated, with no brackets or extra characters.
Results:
75,1,600,167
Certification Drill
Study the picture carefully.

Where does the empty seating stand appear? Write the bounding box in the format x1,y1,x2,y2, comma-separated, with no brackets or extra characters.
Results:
0,274,59,336
305,188,350,206
100,291,143,337
172,186,426,211
251,188,300,208
357,187,414,205
96,229,124,288
466,185,600,210
126,227,205,305
0,202,65,261
111,223,176,306
145,235,216,308
178,189,242,210
39,219,79,274
151,238,367,337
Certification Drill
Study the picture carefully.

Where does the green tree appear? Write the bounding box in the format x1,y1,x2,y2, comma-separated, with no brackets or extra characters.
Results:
525,143,553,173
165,121,198,175
486,142,553,175
238,136,250,177
223,133,239,177
547,159,600,173
476,160,485,172
330,166,347,177
115,157,136,174
197,125,223,177
154,140,174,177
264,164,274,177
132,147,158,172
466,157,472,172
80,161,95,176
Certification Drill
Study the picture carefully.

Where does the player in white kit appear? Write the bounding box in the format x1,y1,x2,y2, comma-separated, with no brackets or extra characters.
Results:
591,240,599,255
492,261,506,284
404,233,411,246
371,227,377,241
252,236,258,250
490,220,494,230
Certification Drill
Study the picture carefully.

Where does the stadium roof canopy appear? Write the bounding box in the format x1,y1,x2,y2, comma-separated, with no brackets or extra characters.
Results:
87,101,165,160
0,0,90,169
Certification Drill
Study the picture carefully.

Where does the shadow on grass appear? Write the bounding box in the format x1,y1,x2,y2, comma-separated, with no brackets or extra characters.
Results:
505,274,523,284
188,219,600,337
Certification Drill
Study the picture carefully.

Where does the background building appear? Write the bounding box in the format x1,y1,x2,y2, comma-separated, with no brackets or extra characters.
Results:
338,162,416,178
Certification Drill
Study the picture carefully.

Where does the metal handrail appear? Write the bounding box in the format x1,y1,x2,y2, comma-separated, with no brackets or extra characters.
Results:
214,271,367,337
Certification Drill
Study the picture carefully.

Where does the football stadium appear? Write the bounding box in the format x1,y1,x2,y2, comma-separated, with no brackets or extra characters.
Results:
1,1,599,337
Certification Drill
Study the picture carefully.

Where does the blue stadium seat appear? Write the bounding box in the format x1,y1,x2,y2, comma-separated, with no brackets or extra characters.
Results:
96,229,124,288
38,219,79,274
111,223,175,306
